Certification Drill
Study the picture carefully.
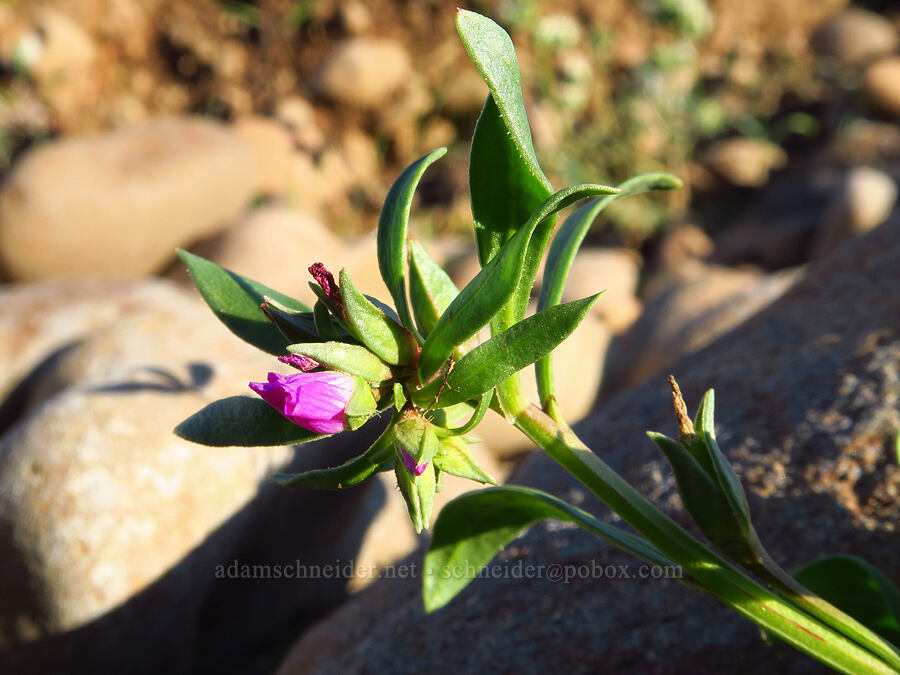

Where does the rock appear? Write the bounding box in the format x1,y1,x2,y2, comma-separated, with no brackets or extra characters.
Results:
603,263,800,393
439,69,489,118
813,167,897,258
563,248,642,333
702,137,787,187
9,8,96,82
811,9,898,65
184,205,387,299
0,117,256,281
0,278,387,674
275,96,325,153
864,56,900,117
316,39,411,109
338,1,372,36
274,214,900,675
233,116,295,195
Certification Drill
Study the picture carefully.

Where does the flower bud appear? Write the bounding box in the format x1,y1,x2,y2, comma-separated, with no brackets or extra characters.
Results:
248,370,376,435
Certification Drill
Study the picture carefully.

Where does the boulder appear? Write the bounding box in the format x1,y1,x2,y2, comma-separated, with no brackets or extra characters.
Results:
0,116,256,281
273,214,900,675
603,263,799,393
0,279,386,674
316,39,411,109
702,137,787,188
233,116,296,195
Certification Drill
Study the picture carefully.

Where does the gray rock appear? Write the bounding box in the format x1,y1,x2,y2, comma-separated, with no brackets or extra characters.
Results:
0,116,256,281
811,9,899,66
273,213,900,675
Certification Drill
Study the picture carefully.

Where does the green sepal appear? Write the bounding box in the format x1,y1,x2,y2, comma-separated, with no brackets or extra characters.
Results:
393,382,407,411
345,376,378,429
272,424,395,489
391,414,440,467
177,249,310,355
287,342,394,383
340,269,417,366
408,240,460,338
434,435,496,485
378,147,448,332
395,461,436,534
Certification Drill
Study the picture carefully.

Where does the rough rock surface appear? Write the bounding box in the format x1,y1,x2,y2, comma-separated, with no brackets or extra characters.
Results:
0,116,256,281
275,219,900,674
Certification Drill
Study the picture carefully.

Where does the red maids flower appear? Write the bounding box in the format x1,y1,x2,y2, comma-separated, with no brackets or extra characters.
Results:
249,371,356,435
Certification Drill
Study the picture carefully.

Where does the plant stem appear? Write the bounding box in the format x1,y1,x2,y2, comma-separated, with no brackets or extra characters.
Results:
511,402,898,675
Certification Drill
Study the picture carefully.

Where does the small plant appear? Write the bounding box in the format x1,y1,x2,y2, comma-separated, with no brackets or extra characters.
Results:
176,10,900,673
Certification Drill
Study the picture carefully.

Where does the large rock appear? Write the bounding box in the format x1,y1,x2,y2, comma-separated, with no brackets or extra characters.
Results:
316,39,411,109
274,218,900,674
603,262,799,393
865,56,900,117
0,279,386,673
0,116,256,281
702,137,787,188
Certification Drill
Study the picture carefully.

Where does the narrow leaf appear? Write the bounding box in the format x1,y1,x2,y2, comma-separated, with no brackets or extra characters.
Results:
177,249,310,355
287,342,393,383
433,436,496,485
423,294,602,407
424,485,669,612
340,269,416,365
378,148,448,331
408,240,459,338
456,10,553,264
175,396,322,447
535,173,682,401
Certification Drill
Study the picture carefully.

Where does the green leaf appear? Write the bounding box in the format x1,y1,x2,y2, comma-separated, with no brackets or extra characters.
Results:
424,485,669,612
408,240,460,338
287,342,393,382
433,436,496,485
647,431,761,567
456,10,553,265
378,148,448,332
792,556,900,646
419,294,602,408
177,249,310,355
418,183,617,383
273,424,395,489
312,300,342,340
175,395,322,447
396,461,436,534
262,297,320,344
340,269,416,366
535,173,682,401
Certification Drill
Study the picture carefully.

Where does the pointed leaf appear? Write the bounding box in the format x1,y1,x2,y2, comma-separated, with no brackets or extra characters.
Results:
177,249,310,355
424,485,669,612
378,148,448,331
340,269,416,365
408,240,459,337
312,300,342,340
287,342,393,382
418,183,617,382
535,173,682,401
273,424,394,489
175,395,323,447
262,298,320,344
433,436,496,484
456,10,553,264
419,294,602,408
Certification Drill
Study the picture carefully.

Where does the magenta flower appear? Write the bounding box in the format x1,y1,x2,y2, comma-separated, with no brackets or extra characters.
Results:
248,371,356,435
400,448,429,476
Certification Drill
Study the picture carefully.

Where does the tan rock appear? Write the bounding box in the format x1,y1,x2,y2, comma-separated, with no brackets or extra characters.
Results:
316,39,411,109
811,9,898,65
233,116,295,195
563,248,642,333
0,117,257,280
702,138,787,187
864,56,900,117
275,96,325,153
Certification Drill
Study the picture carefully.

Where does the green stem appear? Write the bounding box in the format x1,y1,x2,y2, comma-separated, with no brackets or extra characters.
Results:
754,552,900,671
511,403,898,675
